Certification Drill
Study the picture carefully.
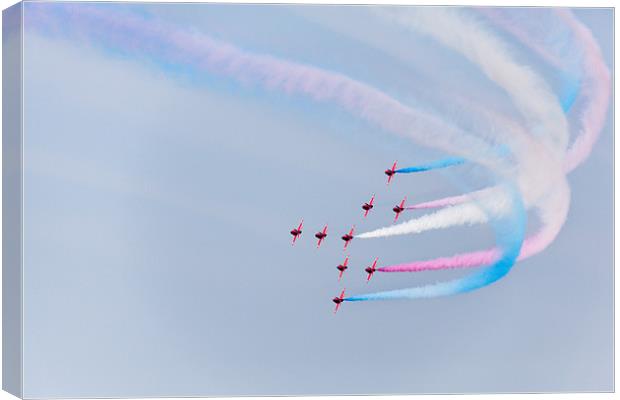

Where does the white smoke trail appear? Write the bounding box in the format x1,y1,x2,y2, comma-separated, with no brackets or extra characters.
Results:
359,8,570,240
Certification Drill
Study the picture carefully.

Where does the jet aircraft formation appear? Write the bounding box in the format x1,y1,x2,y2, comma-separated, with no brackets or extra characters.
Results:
289,161,406,313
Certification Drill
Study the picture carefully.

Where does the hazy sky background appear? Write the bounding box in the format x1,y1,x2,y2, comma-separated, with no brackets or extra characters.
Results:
19,4,613,397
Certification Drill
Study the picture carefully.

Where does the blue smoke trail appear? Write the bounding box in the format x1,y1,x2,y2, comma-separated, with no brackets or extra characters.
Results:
345,184,526,301
395,156,466,173
396,145,509,175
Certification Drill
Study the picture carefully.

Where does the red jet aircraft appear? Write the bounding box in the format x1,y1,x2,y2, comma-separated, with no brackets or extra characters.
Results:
341,226,355,250
336,256,349,281
362,194,375,217
365,257,379,282
315,225,328,248
393,197,407,222
332,288,346,314
290,219,303,245
385,161,397,185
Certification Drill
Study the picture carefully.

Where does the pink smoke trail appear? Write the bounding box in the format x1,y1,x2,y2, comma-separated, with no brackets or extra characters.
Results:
382,10,610,273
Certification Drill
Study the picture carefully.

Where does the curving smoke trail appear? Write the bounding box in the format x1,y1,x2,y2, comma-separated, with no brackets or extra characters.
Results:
377,9,609,274
347,185,525,301
400,63,578,197
477,7,609,173
375,7,570,155
380,184,568,273
358,7,570,243
404,70,578,213
402,8,601,215
558,9,612,173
